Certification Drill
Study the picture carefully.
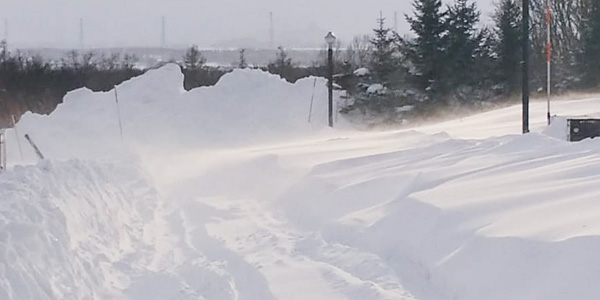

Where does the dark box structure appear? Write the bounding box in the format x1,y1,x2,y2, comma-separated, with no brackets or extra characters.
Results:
568,119,600,142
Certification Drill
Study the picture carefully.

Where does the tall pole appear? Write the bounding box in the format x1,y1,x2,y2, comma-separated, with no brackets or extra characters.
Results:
114,86,124,141
3,19,7,42
269,12,274,48
394,12,398,32
161,16,167,49
522,0,530,134
328,46,334,128
79,18,84,50
3,19,7,53
24,134,44,161
546,0,552,124
11,115,23,160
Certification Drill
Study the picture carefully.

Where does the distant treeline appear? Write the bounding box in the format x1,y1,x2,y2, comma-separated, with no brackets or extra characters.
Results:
0,42,144,128
0,44,228,129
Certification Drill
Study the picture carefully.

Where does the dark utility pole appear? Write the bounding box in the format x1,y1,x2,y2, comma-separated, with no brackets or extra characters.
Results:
269,12,274,49
161,16,167,49
79,18,84,51
325,31,336,127
522,0,530,134
328,47,334,128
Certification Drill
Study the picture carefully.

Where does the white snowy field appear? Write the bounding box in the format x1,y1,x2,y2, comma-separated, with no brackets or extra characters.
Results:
1,65,600,300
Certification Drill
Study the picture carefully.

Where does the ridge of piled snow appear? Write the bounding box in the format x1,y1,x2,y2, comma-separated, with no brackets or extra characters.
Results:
5,64,343,165
0,160,160,299
353,68,370,77
271,132,600,300
542,116,569,140
416,97,600,140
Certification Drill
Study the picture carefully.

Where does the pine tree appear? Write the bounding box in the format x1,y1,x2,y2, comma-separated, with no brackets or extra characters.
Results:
580,0,600,86
268,47,295,80
444,0,481,88
370,13,397,85
239,48,248,69
182,45,207,90
183,45,206,71
405,0,447,96
493,0,522,93
0,40,7,71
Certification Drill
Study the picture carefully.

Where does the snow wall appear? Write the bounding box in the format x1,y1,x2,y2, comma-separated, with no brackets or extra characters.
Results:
5,64,340,165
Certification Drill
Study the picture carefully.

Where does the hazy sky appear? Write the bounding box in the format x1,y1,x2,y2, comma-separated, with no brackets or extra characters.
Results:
2,0,494,49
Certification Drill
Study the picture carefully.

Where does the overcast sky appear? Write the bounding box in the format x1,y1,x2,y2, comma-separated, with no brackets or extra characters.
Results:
2,0,494,49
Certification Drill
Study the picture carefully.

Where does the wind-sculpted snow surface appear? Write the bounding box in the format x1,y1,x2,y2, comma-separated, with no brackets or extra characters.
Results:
3,64,600,300
0,160,160,299
272,132,600,300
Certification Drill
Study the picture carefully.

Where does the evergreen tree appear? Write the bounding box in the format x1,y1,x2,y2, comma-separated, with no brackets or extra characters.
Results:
268,47,295,80
404,0,447,96
183,45,206,71
369,14,397,84
580,0,600,86
182,45,209,90
444,0,481,88
0,40,8,71
239,48,248,69
493,0,522,93
122,54,139,71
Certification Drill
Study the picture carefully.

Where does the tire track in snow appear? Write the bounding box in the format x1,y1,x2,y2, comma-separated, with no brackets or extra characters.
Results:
199,196,418,300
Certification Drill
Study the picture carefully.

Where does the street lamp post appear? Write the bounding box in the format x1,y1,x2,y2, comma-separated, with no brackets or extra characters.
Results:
325,31,336,128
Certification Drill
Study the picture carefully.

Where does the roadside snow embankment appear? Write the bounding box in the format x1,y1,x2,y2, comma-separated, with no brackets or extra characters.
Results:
6,65,337,165
0,159,159,299
272,132,600,300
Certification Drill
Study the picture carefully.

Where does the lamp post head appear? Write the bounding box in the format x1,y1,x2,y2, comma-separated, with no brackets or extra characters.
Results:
325,31,336,48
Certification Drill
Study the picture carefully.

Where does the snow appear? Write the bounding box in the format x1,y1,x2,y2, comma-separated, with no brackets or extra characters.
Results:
543,116,569,140
2,64,600,300
353,67,370,77
395,105,415,113
367,83,386,95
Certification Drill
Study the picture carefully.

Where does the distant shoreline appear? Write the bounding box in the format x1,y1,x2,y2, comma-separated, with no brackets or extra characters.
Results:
14,47,325,67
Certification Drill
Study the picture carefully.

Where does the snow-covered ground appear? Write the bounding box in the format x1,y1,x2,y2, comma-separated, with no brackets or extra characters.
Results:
2,65,600,300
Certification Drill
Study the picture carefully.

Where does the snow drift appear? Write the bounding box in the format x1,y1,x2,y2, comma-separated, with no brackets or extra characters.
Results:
6,64,338,165
3,64,600,300
0,159,159,299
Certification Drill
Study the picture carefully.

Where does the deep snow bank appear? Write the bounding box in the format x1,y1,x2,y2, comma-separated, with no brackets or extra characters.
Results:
270,131,600,300
6,64,340,165
0,159,160,299
416,97,600,139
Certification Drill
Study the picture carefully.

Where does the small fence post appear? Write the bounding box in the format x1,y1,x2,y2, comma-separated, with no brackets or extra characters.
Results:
24,134,45,161
11,115,23,160
308,78,317,123
114,86,124,141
